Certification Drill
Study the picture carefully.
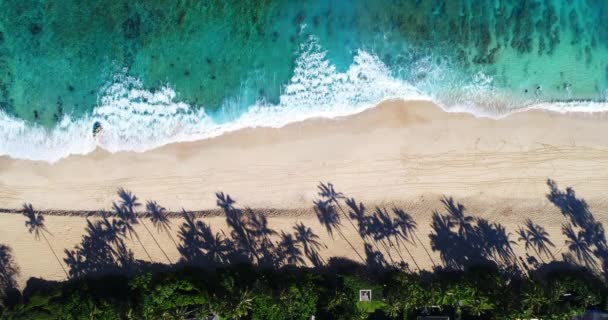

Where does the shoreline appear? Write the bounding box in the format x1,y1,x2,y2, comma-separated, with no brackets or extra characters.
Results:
2,99,608,211
3,97,608,164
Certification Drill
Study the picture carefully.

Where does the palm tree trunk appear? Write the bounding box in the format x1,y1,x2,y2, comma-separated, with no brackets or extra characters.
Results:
362,234,384,259
303,245,326,266
337,228,366,264
336,201,391,264
552,243,566,257
378,239,396,265
165,229,179,249
141,221,172,264
133,234,154,262
413,232,437,267
335,202,361,237
395,236,421,272
387,237,406,264
41,233,69,278
532,247,545,264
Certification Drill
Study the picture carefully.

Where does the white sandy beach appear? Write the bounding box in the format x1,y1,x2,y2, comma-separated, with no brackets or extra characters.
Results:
1,99,608,286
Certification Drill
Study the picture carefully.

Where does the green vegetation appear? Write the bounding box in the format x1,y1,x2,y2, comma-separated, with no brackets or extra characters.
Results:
0,263,606,319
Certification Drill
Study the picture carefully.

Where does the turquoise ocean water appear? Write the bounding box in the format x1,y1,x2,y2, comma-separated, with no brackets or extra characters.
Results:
0,0,607,161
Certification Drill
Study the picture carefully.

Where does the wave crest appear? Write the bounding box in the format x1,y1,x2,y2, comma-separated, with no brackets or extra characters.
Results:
0,37,428,162
2,36,607,162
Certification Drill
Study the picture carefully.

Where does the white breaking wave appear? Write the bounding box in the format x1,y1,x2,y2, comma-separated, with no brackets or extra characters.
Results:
0,37,429,162
1,37,607,162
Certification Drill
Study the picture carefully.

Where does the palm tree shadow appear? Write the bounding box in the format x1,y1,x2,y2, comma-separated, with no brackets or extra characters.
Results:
546,179,608,275
175,192,318,270
523,219,555,261
364,243,386,270
293,222,326,267
0,244,20,303
63,216,136,278
429,196,517,270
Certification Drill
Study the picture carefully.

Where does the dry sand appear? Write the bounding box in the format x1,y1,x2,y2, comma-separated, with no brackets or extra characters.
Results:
1,99,608,287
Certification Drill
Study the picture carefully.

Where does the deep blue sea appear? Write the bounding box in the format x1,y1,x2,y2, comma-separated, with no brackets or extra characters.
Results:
1,0,607,161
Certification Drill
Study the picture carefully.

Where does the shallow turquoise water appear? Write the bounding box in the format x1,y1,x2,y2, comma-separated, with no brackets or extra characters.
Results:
0,0,607,160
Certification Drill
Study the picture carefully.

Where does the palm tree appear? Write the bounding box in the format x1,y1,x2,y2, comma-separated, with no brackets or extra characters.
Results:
317,182,345,204
375,207,408,266
0,244,19,293
367,209,398,265
293,222,326,266
99,215,123,247
429,211,459,268
63,248,84,278
146,200,178,247
278,232,305,266
442,197,473,237
230,290,254,319
118,189,172,264
176,210,203,263
517,227,533,254
381,208,423,271
521,283,549,317
524,219,555,261
317,182,360,239
84,219,124,265
197,220,230,264
393,208,436,267
113,190,154,262
215,192,236,212
247,210,277,262
215,193,259,264
21,204,69,278
314,199,365,264
345,198,368,236
562,223,597,269
345,198,387,259
491,222,518,267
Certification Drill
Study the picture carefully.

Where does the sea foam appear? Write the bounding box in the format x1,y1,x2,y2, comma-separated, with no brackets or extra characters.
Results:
0,37,427,162
0,37,607,162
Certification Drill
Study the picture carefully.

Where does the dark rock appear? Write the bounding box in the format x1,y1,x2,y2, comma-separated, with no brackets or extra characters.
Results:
313,16,320,27
177,11,186,25
30,23,42,36
538,37,545,56
0,101,11,111
93,121,103,137
293,11,305,26
122,15,141,39
68,85,74,92
256,25,265,37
